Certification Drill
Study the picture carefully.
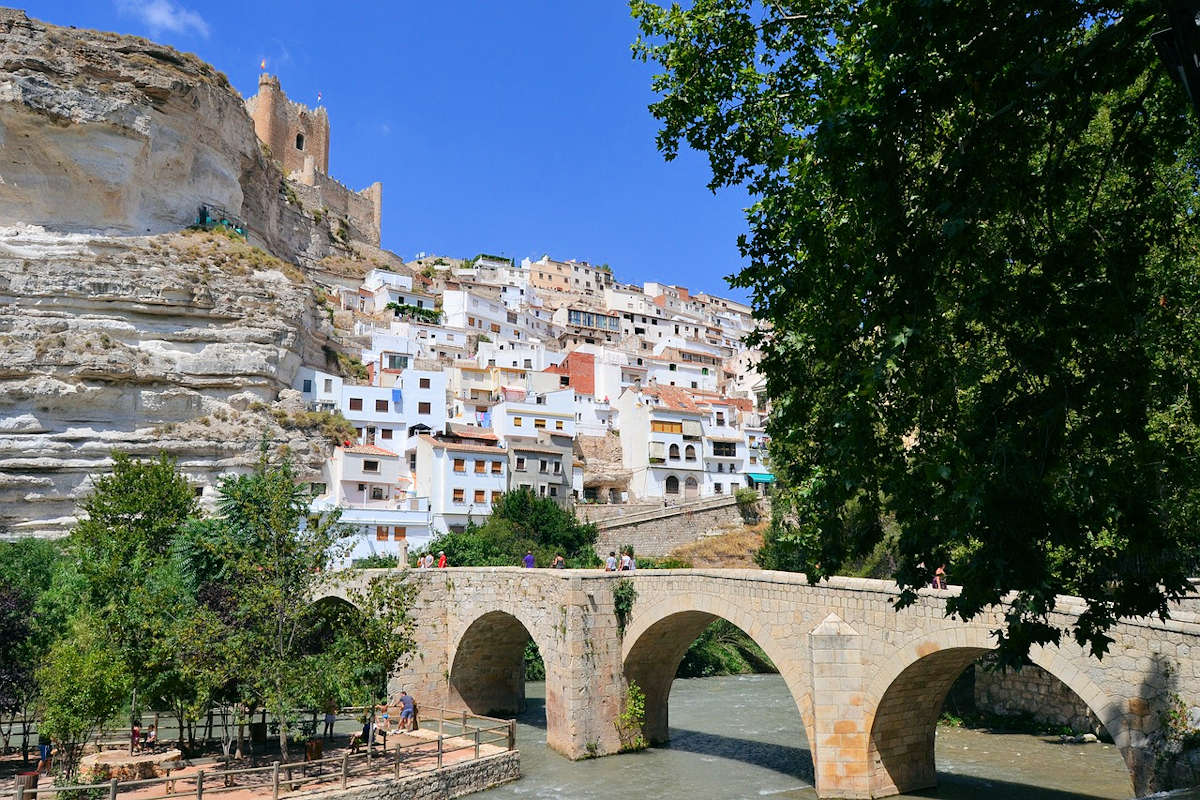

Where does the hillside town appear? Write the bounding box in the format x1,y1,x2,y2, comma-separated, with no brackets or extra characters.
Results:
232,75,775,562
302,256,773,562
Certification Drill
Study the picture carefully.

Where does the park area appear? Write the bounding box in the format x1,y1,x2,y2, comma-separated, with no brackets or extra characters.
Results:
0,706,515,800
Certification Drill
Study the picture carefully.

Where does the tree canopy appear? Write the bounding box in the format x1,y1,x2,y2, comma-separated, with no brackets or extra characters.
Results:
20,450,417,771
632,0,1200,663
420,489,600,567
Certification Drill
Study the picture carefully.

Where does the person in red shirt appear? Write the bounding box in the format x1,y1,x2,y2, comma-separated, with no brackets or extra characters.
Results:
437,551,447,568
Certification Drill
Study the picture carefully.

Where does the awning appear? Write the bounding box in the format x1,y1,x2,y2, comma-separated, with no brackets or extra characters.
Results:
682,420,703,437
648,441,667,460
746,472,775,483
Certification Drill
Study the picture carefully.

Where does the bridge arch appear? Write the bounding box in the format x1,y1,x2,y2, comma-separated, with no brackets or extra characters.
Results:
863,625,1130,797
448,609,556,718
620,593,813,755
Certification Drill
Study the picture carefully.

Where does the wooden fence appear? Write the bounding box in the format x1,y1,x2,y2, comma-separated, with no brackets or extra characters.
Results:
2,709,515,800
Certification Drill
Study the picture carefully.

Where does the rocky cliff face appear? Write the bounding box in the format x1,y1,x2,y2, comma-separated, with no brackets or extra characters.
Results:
0,10,374,537
0,8,345,265
0,226,351,536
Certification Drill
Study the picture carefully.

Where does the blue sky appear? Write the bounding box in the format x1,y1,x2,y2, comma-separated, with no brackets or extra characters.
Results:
24,0,753,303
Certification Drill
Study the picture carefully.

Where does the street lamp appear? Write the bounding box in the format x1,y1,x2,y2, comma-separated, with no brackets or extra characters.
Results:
1153,0,1200,117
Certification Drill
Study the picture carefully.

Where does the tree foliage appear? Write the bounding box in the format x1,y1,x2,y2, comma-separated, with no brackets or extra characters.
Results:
633,0,1200,662
37,618,131,780
0,539,61,723
421,489,600,567
23,449,417,768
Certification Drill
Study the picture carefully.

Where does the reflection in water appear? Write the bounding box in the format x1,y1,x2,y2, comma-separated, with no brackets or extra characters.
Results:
476,674,1145,800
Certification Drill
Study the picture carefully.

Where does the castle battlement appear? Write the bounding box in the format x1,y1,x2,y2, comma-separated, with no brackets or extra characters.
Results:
245,72,330,177
245,74,381,247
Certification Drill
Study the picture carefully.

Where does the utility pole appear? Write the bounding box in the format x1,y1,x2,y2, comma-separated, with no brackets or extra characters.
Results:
1153,0,1200,117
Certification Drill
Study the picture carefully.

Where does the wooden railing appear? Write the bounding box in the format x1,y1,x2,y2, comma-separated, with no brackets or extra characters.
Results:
2,710,515,800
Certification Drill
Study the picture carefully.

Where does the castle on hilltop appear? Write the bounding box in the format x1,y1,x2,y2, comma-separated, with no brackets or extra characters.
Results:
245,74,382,247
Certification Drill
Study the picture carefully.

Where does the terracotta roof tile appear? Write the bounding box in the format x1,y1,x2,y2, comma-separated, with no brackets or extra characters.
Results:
343,444,399,457
446,423,499,441
642,384,702,413
418,435,505,455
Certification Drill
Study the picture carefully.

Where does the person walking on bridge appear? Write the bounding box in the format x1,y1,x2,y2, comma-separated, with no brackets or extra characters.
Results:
523,549,535,568
437,551,447,568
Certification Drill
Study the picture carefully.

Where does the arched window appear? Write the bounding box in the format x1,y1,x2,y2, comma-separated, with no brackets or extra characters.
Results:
668,443,680,460
685,445,697,461
665,475,680,495
684,476,699,499
295,132,305,151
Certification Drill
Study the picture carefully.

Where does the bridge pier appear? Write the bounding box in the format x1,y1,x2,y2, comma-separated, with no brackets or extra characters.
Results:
809,613,870,798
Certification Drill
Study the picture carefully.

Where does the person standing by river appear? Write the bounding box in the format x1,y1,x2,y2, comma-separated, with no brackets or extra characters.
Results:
323,700,337,740
398,691,416,731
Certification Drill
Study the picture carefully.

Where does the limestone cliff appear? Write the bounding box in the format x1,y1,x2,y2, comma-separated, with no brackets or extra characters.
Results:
0,8,347,265
0,226,356,536
0,10,378,537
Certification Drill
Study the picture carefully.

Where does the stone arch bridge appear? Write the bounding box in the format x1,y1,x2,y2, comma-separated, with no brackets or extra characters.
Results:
323,568,1200,798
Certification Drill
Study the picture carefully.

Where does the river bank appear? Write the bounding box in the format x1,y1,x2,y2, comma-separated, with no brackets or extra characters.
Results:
480,675,1147,800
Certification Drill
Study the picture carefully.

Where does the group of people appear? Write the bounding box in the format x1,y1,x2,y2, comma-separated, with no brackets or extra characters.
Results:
521,550,568,568
415,551,448,569
349,691,419,753
605,548,636,572
128,721,159,754
417,548,643,570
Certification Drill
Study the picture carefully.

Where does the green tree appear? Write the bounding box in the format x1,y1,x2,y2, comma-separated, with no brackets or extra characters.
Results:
633,1,1200,662
0,539,62,759
421,489,599,567
215,452,416,762
37,618,131,780
216,455,347,762
72,453,198,608
66,453,200,745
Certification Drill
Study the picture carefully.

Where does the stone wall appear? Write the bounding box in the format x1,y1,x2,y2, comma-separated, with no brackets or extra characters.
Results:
590,496,756,556
304,751,519,800
973,663,1102,734
576,503,661,523
288,173,382,248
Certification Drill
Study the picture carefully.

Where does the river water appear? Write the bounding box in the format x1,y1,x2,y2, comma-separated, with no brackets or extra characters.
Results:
476,674,1164,800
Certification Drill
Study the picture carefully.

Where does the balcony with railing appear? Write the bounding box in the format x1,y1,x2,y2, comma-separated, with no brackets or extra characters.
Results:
312,495,432,527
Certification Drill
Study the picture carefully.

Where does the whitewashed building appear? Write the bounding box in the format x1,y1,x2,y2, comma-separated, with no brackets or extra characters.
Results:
414,426,509,533
311,444,432,564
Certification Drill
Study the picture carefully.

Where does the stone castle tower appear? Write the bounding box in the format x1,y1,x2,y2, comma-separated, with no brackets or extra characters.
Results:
243,74,382,247
244,74,330,177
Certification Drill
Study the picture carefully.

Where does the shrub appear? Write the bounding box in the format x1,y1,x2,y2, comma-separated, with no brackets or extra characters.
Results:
353,554,399,569
612,578,637,636
615,681,647,752
335,352,370,382
734,488,761,523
